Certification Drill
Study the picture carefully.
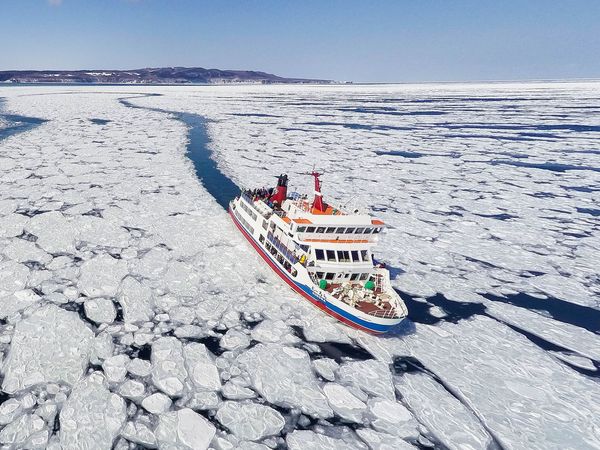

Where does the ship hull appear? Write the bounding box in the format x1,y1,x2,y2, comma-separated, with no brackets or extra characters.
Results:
229,205,403,334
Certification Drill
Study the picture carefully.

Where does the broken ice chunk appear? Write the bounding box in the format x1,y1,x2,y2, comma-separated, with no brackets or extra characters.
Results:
59,371,126,450
0,413,46,448
25,211,75,254
183,342,222,392
2,304,93,394
0,289,41,319
237,343,333,418
323,383,367,422
102,354,130,383
117,276,154,323
83,298,116,324
155,408,216,450
286,430,363,450
127,358,152,377
78,254,128,297
121,420,157,448
337,360,395,400
141,392,172,415
215,401,285,441
220,329,251,351
367,398,419,440
151,336,188,397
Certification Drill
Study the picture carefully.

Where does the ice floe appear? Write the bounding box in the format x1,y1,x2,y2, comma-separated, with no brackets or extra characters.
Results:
215,401,285,441
237,343,333,418
155,408,216,450
59,372,126,450
2,304,93,394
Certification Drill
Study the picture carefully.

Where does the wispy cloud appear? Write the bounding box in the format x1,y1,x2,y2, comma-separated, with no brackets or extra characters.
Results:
48,0,63,6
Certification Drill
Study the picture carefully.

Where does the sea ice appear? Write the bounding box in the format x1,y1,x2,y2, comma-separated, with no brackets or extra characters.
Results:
215,401,285,441
1,81,599,449
141,392,172,414
155,408,216,450
183,342,222,392
2,304,93,394
84,297,117,324
286,430,365,450
323,383,367,422
367,398,419,440
237,343,333,418
151,336,188,397
78,254,128,298
395,372,492,450
337,360,395,400
117,276,154,323
59,372,126,450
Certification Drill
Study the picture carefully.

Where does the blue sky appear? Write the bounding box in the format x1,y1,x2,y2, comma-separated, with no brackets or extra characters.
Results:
1,0,599,82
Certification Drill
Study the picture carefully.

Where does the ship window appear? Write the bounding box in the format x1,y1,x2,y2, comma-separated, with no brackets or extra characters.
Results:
350,273,359,281
297,226,306,232
326,227,336,233
351,250,359,262
372,228,381,234
300,245,309,252
359,273,369,281
316,272,324,279
315,249,325,260
355,228,365,234
360,250,369,261
262,220,268,230
306,227,315,233
345,227,355,234
316,227,325,233
338,251,350,262
336,227,346,233
326,250,336,261
325,273,335,280
259,235,265,244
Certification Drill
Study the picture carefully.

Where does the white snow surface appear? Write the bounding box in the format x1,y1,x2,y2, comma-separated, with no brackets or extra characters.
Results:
0,82,599,449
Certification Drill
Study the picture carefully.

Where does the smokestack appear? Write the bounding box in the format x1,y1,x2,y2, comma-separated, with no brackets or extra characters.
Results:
271,174,288,205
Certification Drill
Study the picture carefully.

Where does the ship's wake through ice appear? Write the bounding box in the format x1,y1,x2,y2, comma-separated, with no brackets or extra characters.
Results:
0,83,598,449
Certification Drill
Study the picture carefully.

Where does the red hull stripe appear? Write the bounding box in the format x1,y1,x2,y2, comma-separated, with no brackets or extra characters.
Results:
229,206,393,334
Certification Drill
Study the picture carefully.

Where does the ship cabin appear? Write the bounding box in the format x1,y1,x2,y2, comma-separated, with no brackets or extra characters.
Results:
236,172,386,290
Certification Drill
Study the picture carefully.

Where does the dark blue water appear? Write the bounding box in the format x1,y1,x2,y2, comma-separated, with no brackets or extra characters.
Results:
374,150,425,158
175,112,239,209
490,159,600,173
303,121,412,131
89,118,111,125
118,95,239,210
0,99,46,141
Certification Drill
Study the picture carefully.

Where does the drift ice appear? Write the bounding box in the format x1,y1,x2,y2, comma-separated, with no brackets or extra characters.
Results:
229,172,408,333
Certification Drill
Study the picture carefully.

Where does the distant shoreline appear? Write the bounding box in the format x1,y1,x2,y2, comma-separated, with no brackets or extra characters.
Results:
1,78,599,88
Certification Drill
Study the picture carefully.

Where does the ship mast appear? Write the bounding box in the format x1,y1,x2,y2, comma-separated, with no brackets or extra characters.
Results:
311,171,325,212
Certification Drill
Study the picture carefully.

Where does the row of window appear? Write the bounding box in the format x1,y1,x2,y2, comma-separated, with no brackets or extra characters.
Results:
233,208,255,235
260,236,297,277
239,199,258,222
316,272,371,282
296,226,380,235
266,232,299,265
315,248,370,263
